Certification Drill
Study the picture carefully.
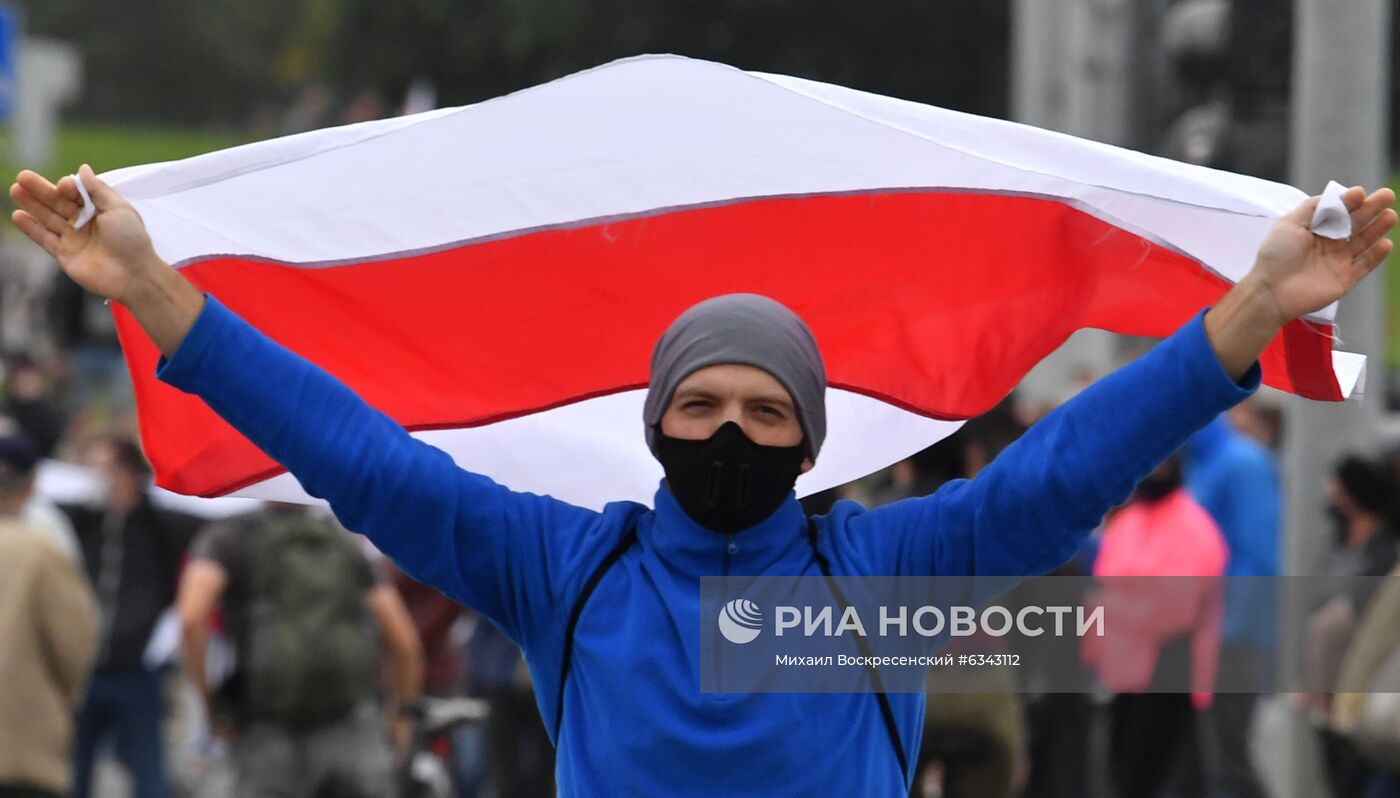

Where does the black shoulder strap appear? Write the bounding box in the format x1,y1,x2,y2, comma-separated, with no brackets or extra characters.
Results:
553,520,910,786
807,521,911,784
554,526,638,740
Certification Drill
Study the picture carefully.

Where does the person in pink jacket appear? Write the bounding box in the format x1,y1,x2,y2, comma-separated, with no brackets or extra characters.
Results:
1087,455,1227,798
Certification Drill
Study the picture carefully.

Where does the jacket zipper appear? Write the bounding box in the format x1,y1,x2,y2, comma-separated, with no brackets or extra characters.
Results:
717,534,738,691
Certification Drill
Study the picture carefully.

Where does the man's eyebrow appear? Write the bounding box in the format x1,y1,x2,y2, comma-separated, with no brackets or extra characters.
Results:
673,387,718,400
749,394,795,409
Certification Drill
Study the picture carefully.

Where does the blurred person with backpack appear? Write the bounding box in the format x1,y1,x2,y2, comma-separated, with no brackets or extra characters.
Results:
177,503,423,797
0,433,98,798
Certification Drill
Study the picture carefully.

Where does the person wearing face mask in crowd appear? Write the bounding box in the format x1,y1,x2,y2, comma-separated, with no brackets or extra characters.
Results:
9,164,1397,795
1310,457,1399,622
1302,455,1400,798
58,436,200,798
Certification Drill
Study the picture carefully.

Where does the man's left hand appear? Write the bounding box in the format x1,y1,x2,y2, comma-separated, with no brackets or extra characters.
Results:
1206,186,1396,381
1252,186,1396,324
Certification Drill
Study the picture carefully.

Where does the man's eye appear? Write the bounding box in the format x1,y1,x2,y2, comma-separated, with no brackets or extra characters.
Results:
758,405,781,417
683,401,709,411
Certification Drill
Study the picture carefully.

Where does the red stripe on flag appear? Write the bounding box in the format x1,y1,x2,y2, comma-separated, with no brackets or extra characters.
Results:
114,191,1339,497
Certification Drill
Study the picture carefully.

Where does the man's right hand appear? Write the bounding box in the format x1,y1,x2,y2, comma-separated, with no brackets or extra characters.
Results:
10,165,204,357
11,165,160,304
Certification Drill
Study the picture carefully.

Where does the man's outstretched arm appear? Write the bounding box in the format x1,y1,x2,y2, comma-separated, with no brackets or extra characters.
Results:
10,166,611,644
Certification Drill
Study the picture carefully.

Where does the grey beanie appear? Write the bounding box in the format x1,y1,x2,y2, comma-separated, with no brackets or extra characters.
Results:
643,294,827,459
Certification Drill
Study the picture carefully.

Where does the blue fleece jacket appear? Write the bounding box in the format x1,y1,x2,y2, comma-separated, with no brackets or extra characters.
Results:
157,297,1257,796
1186,415,1281,649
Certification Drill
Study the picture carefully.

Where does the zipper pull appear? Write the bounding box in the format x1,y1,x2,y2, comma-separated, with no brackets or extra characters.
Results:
726,534,738,556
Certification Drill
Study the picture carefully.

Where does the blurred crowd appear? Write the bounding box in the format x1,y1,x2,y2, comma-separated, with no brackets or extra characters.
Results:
0,254,553,797
810,383,1400,798
2,253,1400,798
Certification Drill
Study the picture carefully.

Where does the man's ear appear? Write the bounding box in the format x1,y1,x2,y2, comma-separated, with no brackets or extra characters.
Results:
799,456,815,474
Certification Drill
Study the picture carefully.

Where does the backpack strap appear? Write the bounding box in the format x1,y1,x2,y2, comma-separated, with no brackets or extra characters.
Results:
552,518,910,787
807,520,910,784
554,526,639,740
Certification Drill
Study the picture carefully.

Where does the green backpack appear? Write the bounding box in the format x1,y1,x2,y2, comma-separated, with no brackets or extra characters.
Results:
243,512,378,728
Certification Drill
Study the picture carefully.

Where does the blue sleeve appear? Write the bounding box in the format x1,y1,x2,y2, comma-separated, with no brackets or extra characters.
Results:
842,310,1259,578
156,295,622,649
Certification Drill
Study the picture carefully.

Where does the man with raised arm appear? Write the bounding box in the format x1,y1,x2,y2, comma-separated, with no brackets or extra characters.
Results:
11,165,1396,796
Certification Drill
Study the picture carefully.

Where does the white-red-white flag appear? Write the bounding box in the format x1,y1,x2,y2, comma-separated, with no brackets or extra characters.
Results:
104,55,1360,510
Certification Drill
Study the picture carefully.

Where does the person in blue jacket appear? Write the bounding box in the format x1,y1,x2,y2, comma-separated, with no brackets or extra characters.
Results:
11,165,1397,797
1186,414,1284,665
1185,413,1281,798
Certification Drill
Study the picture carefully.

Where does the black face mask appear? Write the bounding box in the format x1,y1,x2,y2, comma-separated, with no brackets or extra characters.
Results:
655,421,807,534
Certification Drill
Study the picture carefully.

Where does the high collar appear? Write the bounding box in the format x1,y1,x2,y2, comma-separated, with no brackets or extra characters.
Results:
641,480,810,576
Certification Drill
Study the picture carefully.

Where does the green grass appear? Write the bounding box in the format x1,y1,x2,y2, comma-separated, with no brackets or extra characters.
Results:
49,124,246,176
2,123,246,183
1,123,247,238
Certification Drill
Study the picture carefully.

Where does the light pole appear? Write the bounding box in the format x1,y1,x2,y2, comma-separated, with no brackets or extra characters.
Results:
1282,1,1392,795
